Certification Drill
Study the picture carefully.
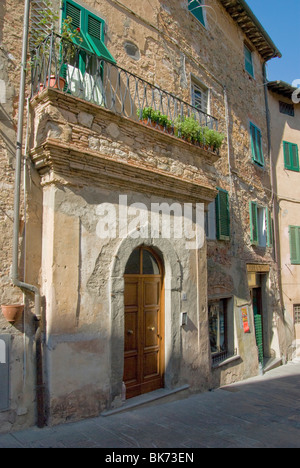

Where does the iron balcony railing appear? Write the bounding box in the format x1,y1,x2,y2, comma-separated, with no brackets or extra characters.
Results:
31,33,220,151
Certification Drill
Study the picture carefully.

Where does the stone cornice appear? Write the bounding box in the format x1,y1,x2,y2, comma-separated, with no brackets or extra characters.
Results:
30,139,217,203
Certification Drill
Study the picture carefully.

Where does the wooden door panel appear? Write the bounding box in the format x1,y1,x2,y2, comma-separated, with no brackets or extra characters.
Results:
124,311,138,352
144,309,159,348
144,280,160,306
124,281,138,306
143,351,159,379
123,355,138,384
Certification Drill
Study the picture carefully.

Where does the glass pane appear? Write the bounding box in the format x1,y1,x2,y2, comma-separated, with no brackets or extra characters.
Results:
124,249,140,274
142,250,160,275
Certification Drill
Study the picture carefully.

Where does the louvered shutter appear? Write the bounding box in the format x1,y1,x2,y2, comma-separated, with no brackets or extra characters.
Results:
283,142,300,171
85,12,116,63
250,201,258,245
64,1,93,53
250,123,264,167
63,0,115,63
283,141,292,169
290,226,300,264
216,189,230,241
291,144,299,171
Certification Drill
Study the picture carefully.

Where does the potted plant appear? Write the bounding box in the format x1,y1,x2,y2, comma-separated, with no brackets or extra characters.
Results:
1,304,24,324
203,127,225,151
137,107,172,132
30,2,82,93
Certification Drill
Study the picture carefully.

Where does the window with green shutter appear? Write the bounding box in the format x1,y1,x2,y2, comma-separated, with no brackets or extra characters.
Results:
188,0,205,26
215,189,230,241
250,122,264,167
249,203,272,248
244,44,254,77
62,0,115,64
289,226,300,264
283,141,299,172
250,201,258,245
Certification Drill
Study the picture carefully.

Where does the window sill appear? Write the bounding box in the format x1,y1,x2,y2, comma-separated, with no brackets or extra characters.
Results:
212,354,241,369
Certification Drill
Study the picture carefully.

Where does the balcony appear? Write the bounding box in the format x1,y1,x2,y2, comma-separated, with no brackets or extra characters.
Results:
30,33,223,156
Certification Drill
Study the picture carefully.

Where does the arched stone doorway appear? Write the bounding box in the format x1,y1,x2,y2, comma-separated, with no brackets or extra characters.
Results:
123,246,164,399
109,236,182,409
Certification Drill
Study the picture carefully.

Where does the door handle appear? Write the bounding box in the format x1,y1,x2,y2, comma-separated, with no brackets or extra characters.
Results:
127,329,134,335
148,326,155,332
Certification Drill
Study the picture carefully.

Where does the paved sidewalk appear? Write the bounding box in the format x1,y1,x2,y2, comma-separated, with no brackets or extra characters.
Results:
0,361,300,448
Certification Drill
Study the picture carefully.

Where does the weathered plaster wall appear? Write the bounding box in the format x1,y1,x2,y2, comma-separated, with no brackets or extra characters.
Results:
268,90,300,359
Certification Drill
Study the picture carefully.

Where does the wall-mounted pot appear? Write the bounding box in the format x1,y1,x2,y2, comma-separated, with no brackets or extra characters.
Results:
1,304,24,324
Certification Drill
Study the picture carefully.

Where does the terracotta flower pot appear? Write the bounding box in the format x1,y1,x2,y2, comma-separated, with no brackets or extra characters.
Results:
1,304,24,323
39,75,66,92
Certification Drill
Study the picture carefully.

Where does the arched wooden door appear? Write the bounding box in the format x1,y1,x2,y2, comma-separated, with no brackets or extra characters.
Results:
123,246,164,399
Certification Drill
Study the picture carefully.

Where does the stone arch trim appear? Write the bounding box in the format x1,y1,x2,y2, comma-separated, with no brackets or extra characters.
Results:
109,235,182,408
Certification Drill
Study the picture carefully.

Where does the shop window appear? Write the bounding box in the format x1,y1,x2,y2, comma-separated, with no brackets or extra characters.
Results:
209,298,236,367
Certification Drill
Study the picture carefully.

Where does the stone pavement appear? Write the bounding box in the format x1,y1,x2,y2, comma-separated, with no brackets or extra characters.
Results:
0,361,300,449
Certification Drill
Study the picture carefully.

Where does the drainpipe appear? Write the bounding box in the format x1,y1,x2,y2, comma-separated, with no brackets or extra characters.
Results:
12,0,45,428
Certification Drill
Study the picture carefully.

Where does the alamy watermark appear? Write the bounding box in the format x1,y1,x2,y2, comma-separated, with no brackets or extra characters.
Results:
292,79,300,104
95,195,205,250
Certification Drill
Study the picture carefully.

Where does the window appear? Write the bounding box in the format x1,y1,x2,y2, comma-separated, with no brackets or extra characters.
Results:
244,44,254,77
215,189,230,241
191,80,209,114
205,201,216,240
250,203,273,248
289,226,300,265
209,299,236,365
294,305,300,324
62,0,115,65
283,141,299,172
188,0,205,26
209,300,227,356
250,122,264,167
279,101,294,117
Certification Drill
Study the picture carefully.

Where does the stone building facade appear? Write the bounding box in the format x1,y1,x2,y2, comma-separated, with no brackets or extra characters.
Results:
0,0,292,431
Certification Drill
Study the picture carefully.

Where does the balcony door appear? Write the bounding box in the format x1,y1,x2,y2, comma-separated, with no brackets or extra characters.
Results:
123,247,164,399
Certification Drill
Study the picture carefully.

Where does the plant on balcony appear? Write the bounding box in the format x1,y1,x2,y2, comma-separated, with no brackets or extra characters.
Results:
203,127,225,151
138,108,224,152
137,107,172,130
30,2,82,91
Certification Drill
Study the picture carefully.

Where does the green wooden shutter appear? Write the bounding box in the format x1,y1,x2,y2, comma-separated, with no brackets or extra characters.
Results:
63,0,115,64
283,141,292,169
63,0,93,53
250,201,258,245
250,123,264,167
289,226,300,264
283,142,299,171
215,189,230,241
291,144,299,171
244,45,254,77
85,12,116,63
266,208,273,247
188,0,205,26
